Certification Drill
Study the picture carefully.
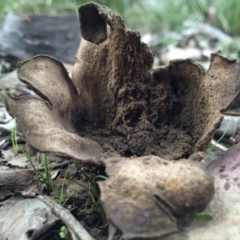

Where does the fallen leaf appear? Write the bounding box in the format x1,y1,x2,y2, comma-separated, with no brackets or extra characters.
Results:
0,198,58,240
8,154,28,168
0,169,34,191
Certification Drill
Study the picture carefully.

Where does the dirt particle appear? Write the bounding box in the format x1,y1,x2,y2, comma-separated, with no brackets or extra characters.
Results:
230,163,240,171
224,180,231,191
219,164,226,172
143,158,150,165
219,174,228,179
234,177,239,182
156,184,165,191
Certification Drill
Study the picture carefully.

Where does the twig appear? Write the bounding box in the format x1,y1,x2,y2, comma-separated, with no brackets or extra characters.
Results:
184,21,232,44
37,160,69,171
223,110,240,116
210,140,228,151
108,224,117,240
37,195,94,240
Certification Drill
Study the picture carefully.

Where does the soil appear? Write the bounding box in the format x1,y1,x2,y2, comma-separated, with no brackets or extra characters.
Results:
82,126,192,160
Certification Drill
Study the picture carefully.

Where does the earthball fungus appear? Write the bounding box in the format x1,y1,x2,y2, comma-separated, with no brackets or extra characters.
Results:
2,2,240,239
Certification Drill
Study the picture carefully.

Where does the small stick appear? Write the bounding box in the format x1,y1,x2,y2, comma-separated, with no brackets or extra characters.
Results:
108,224,117,240
37,195,94,240
211,140,228,151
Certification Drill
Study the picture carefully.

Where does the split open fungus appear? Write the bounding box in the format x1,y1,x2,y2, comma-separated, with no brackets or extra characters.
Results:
2,2,240,239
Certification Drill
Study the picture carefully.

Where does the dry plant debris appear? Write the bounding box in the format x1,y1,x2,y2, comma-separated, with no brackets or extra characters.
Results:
1,2,240,239
37,195,94,240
